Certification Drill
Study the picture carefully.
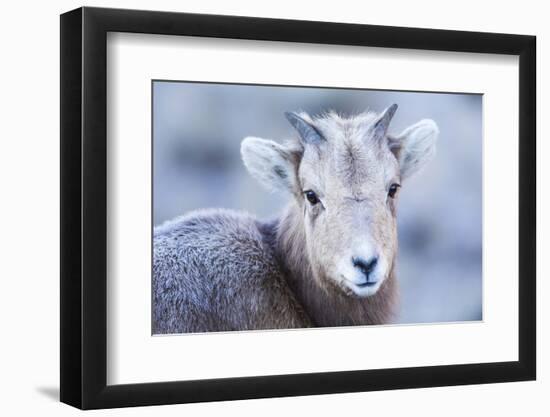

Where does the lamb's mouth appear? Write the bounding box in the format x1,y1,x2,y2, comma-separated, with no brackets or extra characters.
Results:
340,276,381,296
355,280,378,288
342,276,378,288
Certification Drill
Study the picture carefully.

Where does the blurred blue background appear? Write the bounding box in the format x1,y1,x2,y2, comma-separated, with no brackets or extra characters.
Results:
153,81,482,325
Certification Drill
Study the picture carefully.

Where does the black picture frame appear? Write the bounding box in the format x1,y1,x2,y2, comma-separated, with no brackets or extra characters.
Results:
60,6,536,410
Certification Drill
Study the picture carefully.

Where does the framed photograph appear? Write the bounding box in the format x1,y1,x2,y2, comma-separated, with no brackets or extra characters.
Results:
60,6,536,409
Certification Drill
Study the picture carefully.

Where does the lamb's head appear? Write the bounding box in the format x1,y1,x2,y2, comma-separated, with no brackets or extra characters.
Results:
241,105,438,298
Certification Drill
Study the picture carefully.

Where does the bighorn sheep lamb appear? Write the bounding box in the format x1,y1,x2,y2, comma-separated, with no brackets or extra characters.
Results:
153,104,438,333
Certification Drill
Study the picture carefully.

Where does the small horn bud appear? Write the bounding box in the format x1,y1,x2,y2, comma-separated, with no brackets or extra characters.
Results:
284,112,324,144
373,104,398,139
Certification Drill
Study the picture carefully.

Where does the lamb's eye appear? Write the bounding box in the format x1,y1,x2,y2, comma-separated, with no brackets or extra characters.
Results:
304,190,319,205
388,183,400,198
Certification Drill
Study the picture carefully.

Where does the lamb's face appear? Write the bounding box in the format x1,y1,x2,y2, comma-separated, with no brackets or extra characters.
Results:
297,122,401,297
241,105,438,298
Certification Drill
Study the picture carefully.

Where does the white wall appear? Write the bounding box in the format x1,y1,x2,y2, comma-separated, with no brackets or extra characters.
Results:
0,0,545,415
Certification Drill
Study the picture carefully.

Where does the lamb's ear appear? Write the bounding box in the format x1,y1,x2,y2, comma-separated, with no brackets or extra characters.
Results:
390,119,439,180
241,136,298,193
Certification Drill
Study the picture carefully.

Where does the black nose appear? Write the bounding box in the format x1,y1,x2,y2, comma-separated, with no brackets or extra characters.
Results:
352,256,378,281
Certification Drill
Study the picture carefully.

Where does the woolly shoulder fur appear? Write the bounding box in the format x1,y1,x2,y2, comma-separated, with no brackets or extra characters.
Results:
153,208,310,333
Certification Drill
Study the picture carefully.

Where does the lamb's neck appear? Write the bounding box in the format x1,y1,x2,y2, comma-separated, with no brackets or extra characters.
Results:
274,203,397,327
